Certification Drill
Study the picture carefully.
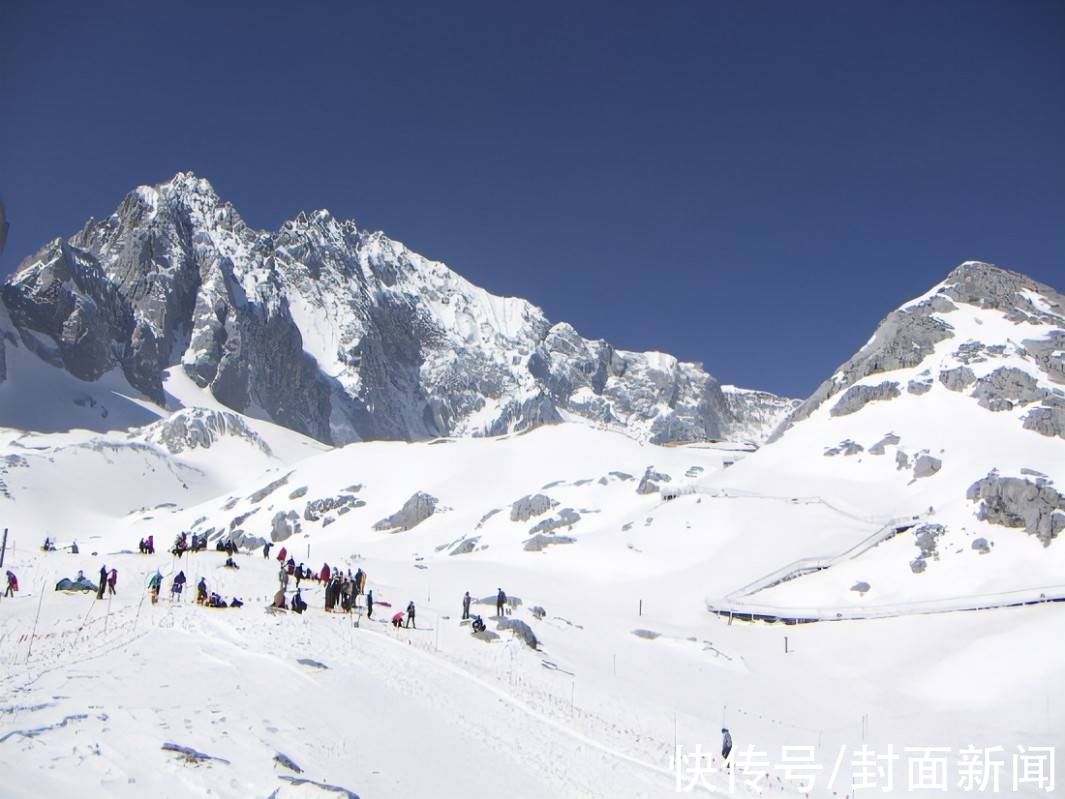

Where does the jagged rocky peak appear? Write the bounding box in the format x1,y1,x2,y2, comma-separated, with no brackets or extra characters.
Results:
1,172,795,446
771,261,1064,440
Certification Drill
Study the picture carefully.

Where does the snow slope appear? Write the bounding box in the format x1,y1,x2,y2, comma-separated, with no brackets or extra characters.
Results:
707,263,1065,612
0,262,1062,798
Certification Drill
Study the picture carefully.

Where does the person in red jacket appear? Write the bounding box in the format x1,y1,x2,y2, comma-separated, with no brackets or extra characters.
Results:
277,546,287,563
320,562,331,583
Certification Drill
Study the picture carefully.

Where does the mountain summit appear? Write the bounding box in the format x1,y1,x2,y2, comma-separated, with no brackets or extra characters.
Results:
0,173,793,445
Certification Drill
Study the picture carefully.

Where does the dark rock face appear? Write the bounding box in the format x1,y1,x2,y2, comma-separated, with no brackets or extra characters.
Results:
970,367,1053,412
528,508,581,534
1024,405,1065,439
910,523,946,573
967,473,1065,546
824,439,864,457
304,494,365,522
373,492,438,532
1,173,791,445
938,367,976,392
509,494,555,522
830,382,901,416
912,454,942,479
636,467,671,495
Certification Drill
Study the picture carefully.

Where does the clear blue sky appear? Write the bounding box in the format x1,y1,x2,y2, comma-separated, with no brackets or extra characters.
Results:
3,0,1063,398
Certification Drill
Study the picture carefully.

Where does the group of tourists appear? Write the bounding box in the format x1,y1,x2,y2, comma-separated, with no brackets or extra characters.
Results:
94,564,118,599
171,532,212,556
272,560,370,616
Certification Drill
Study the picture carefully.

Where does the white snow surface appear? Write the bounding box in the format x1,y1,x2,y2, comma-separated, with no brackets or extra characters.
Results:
0,261,1062,797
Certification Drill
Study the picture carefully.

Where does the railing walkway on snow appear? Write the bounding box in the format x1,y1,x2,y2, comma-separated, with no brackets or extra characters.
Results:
708,583,1065,624
697,499,1065,623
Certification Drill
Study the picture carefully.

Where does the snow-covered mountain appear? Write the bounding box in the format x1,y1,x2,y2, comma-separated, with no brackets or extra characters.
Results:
0,258,1062,799
0,172,793,446
712,261,1065,611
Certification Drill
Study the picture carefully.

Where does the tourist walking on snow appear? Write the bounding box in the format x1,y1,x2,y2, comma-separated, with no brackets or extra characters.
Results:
366,589,374,619
97,565,108,599
107,568,118,595
171,570,186,600
263,541,272,559
496,588,507,617
197,577,208,605
4,570,17,597
148,571,162,604
279,566,289,590
462,591,471,620
406,600,416,628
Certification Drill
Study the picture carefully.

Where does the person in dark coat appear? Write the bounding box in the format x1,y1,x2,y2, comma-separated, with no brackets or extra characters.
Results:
171,570,186,599
196,577,208,605
354,568,364,595
366,589,374,619
496,588,507,617
406,601,416,629
292,588,306,614
97,565,108,599
4,570,17,597
263,541,272,559
721,728,733,766
462,591,471,620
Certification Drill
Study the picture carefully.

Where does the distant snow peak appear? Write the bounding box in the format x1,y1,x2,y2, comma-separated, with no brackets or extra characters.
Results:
1,172,795,446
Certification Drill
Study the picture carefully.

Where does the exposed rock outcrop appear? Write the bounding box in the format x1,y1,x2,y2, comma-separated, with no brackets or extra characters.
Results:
967,473,1065,546
830,382,901,417
938,366,976,392
636,467,671,495
509,494,556,523
373,492,438,532
270,510,301,542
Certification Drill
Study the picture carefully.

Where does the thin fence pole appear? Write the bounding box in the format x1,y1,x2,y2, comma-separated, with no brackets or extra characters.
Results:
26,578,46,661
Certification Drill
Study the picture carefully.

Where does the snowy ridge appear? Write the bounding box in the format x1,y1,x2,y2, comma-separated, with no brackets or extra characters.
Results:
0,172,794,447
715,261,1065,610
